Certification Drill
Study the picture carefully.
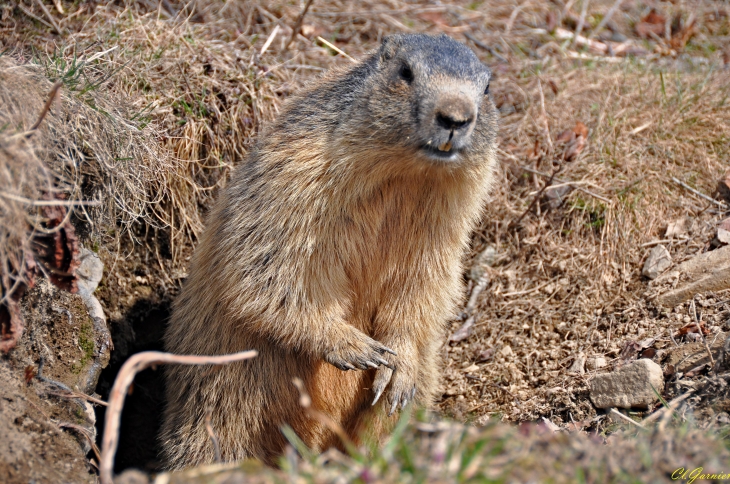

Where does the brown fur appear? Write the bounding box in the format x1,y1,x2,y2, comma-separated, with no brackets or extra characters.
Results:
161,34,498,469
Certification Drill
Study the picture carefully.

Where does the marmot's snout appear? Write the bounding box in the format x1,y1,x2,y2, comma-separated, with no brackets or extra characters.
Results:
422,90,479,161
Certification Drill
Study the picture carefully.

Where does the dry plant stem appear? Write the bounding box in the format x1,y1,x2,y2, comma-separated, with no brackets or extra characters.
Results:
48,390,108,407
609,408,646,429
671,177,728,208
34,0,62,34
99,350,258,484
29,81,62,132
510,165,562,229
520,166,611,203
0,192,100,207
316,36,356,63
260,24,281,56
640,238,689,247
464,32,508,63
587,0,623,40
641,391,695,425
17,4,55,31
537,80,553,154
58,422,101,462
572,0,590,49
204,409,222,463
285,0,315,50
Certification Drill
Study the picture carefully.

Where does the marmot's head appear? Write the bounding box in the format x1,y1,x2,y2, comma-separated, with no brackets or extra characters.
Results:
359,33,495,165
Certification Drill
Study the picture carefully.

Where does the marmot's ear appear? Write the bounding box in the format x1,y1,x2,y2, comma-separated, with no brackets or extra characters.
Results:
379,35,399,62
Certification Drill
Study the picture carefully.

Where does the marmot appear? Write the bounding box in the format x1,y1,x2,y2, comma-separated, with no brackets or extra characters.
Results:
161,33,498,468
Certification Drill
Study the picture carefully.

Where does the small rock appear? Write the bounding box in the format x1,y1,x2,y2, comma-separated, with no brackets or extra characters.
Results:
474,414,490,426
665,219,688,238
76,248,104,297
462,363,480,373
500,345,514,357
568,353,586,374
586,356,607,370
665,331,727,373
470,246,498,281
717,218,730,245
642,244,672,279
589,359,664,409
653,245,730,307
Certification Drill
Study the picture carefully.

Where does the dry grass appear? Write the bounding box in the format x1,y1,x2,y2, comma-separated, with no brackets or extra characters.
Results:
443,58,730,424
2,1,293,264
0,128,54,304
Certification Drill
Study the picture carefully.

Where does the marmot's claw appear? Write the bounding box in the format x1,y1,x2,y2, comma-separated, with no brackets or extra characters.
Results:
324,332,397,372
389,399,398,416
372,385,385,405
379,346,398,356
374,355,395,370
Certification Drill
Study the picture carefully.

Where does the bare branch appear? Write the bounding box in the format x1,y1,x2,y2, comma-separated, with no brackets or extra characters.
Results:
285,0,315,50
100,350,257,484
30,81,63,132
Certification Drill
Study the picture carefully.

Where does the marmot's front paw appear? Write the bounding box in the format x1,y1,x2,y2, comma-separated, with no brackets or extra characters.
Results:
372,365,417,416
324,329,396,371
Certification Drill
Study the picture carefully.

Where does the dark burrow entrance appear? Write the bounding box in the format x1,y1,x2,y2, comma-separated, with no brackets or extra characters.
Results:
94,297,171,474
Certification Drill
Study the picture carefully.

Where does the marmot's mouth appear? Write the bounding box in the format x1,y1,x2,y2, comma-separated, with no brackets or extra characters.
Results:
420,144,462,161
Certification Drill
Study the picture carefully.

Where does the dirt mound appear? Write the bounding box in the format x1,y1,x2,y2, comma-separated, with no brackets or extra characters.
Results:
0,338,95,483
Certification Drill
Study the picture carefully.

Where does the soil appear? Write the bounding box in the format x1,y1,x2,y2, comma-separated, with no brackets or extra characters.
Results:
1,278,100,483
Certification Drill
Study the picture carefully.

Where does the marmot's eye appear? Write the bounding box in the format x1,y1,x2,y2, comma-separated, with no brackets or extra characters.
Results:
484,82,490,95
399,64,414,83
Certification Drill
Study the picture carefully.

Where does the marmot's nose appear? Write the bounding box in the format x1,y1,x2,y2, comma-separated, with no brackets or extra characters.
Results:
436,113,470,131
434,95,475,132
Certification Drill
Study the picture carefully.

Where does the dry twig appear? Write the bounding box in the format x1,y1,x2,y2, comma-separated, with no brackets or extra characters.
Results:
100,350,257,484
285,0,315,50
34,0,63,34
29,81,62,132
58,422,101,462
641,391,695,425
609,408,646,429
48,390,108,407
672,177,728,208
204,408,222,463
316,36,356,63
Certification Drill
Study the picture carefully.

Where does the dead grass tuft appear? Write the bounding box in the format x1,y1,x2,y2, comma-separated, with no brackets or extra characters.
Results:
0,55,194,245
0,131,52,350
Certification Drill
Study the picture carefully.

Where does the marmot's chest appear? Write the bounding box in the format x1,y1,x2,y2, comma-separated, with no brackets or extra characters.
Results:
338,180,463,291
